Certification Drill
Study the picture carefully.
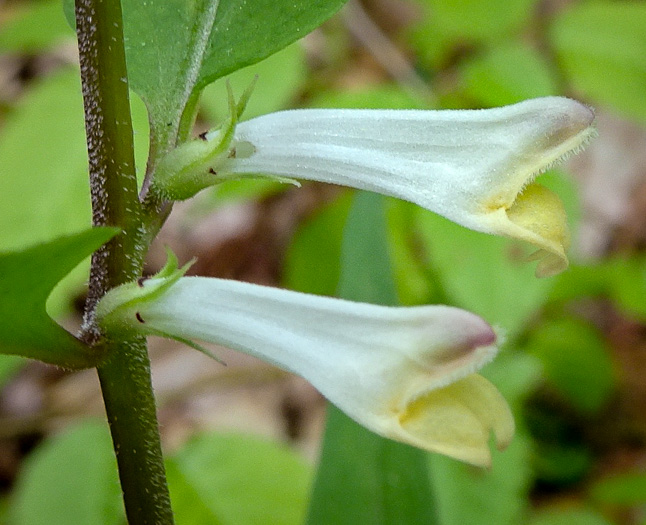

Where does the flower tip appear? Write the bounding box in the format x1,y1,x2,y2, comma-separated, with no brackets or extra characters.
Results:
530,249,568,278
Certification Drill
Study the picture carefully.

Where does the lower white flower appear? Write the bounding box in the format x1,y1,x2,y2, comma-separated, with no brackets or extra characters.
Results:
97,259,513,467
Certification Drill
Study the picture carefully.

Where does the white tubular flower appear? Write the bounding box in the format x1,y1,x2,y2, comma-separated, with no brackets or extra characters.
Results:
97,260,513,467
214,97,595,277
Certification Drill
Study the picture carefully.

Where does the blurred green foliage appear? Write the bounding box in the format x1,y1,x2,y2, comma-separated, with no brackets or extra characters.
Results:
1,0,645,523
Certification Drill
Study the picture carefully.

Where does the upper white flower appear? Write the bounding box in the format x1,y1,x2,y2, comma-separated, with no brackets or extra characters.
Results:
212,97,594,276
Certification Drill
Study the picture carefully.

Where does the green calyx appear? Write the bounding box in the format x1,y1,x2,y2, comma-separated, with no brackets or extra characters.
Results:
151,79,257,201
95,250,226,364
95,248,193,336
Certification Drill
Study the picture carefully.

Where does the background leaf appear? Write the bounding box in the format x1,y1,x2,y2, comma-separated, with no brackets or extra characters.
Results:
460,44,559,107
429,353,541,525
167,433,312,525
199,42,307,123
414,171,578,336
550,1,646,124
8,420,123,525
524,318,615,414
0,0,74,53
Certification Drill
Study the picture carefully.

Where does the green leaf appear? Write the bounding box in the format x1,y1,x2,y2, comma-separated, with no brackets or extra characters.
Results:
306,192,437,525
65,0,347,148
529,508,614,525
410,0,538,45
0,69,91,317
199,43,307,123
591,471,646,505
167,433,312,525
0,70,90,253
8,420,123,525
550,1,646,123
524,318,615,414
0,355,25,389
0,0,74,52
460,44,559,107
386,200,436,306
608,256,646,320
309,84,427,110
0,227,118,368
283,191,353,296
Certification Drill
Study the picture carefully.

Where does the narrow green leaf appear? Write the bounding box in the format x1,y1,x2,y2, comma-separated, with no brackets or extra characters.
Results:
550,1,646,123
167,433,312,525
0,227,118,368
8,420,123,525
283,192,353,296
306,192,437,525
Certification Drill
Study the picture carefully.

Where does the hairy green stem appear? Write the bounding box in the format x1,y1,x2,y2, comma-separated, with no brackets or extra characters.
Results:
74,0,174,522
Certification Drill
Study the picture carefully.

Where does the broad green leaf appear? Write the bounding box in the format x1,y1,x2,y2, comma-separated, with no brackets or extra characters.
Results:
65,0,348,147
283,191,353,296
0,228,118,368
307,192,437,525
429,353,540,525
0,355,24,389
591,471,646,505
410,0,538,45
0,70,90,253
608,256,646,320
309,84,427,110
460,44,559,107
199,43,307,123
0,0,74,52
550,1,646,123
529,508,614,525
8,420,123,525
524,318,615,414
167,433,312,525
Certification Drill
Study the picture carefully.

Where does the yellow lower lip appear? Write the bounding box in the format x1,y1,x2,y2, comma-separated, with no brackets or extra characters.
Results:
505,182,570,277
